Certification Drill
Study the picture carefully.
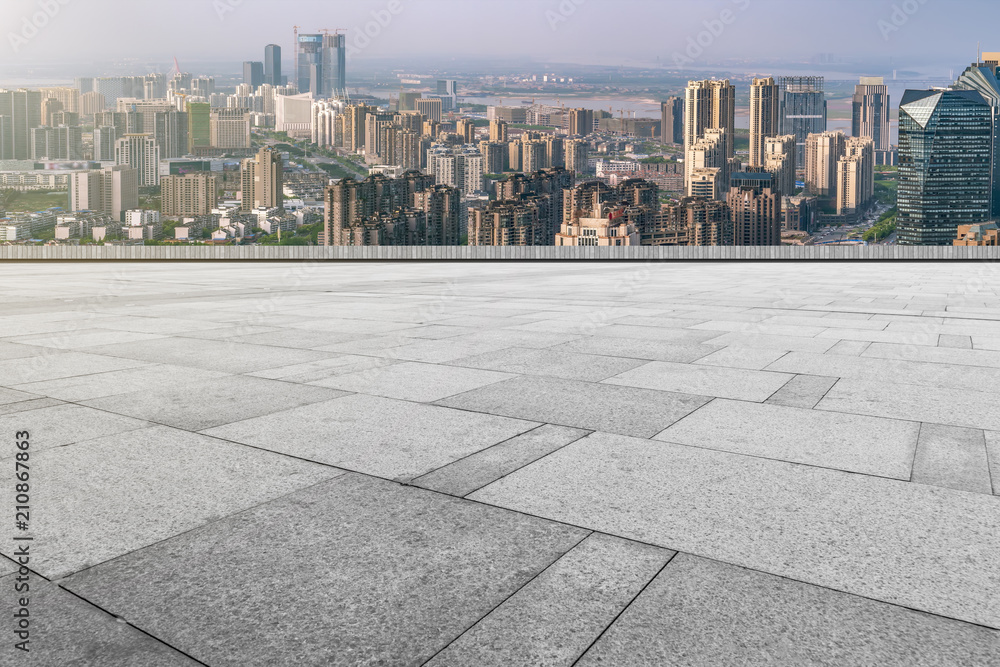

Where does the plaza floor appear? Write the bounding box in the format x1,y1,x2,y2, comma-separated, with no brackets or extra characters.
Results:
1,261,999,666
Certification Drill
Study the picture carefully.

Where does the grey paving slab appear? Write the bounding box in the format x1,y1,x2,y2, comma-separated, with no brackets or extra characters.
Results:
768,314,888,330
0,351,149,386
395,324,482,339
174,324,281,340
766,351,1000,394
288,317,423,335
551,337,720,363
438,376,709,438
82,375,348,431
12,363,229,402
764,374,838,409
455,329,583,349
8,328,167,350
912,423,992,494
577,553,1000,667
0,386,40,406
77,315,235,335
818,378,1000,431
864,341,1000,368
62,474,587,667
413,424,590,497
987,431,1000,495
82,337,335,373
816,328,940,346
0,577,198,666
427,533,673,667
228,327,367,349
691,346,788,370
658,399,918,478
604,361,793,402
447,347,648,382
312,361,513,402
589,324,722,344
248,354,400,382
0,340,59,360
701,332,838,353
940,334,973,349
470,431,1000,629
344,336,520,363
0,396,63,416
690,321,830,337
827,340,874,357
0,426,341,578
204,393,539,480
0,403,150,459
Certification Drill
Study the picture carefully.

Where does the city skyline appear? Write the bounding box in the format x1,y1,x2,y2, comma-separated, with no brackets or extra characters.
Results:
2,0,997,71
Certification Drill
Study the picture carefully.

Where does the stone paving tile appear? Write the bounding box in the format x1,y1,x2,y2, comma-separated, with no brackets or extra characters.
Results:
315,334,416,355
226,328,366,349
576,554,1000,667
551,337,720,363
692,347,788,370
427,533,673,667
75,315,233,335
0,340,65,360
395,324,482,340
413,424,591,497
764,374,838,409
0,426,342,578
689,321,830,337
611,315,710,329
0,386,40,406
204,394,539,480
658,399,918,478
912,423,992,494
701,332,838,353
0,351,149,386
447,347,648,382
82,337,335,374
767,314,888,330
0,403,150,459
766,351,1000,394
286,317,423,336
82,375,347,431
61,474,588,667
0,576,199,666
248,355,400,383
604,361,793,402
986,432,1000,495
312,361,513,402
174,324,281,341
0,397,64,416
12,364,229,402
470,431,1000,629
350,336,521,364
816,328,940,346
939,334,973,349
818,378,1000,431
438,376,709,438
455,329,582,349
864,342,1000,368
589,324,722,344
8,328,167,350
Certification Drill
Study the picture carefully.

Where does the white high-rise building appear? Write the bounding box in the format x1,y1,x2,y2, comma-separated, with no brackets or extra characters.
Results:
114,133,160,187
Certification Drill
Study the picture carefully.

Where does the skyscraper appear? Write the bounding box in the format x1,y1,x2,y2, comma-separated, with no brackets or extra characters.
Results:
660,97,683,145
297,34,323,95
837,137,875,217
243,62,264,91
114,134,160,187
569,108,594,136
749,78,780,167
897,90,992,245
0,89,42,160
241,147,284,212
805,131,846,197
954,59,1000,217
322,33,347,99
684,79,735,185
779,77,827,166
764,135,797,197
264,45,283,86
852,77,890,152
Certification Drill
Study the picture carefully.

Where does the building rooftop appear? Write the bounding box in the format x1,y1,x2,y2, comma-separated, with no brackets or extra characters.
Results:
1,261,998,665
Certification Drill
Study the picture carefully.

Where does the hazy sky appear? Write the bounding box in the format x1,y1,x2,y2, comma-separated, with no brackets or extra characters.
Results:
1,0,994,71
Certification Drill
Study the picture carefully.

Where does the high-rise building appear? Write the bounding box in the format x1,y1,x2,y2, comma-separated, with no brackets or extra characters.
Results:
426,144,485,196
764,135,797,197
686,128,730,200
264,45,283,86
568,108,595,136
837,136,875,217
30,125,83,160
953,59,1000,217
469,199,548,246
210,109,251,149
39,87,80,114
660,97,684,145
41,98,64,127
70,165,138,221
321,33,347,99
187,102,211,153
297,34,324,95
684,79,735,184
80,91,107,116
852,77,890,152
438,80,458,97
323,171,441,246
479,141,506,175
898,90,992,245
805,131,846,197
779,77,827,166
0,89,42,160
243,62,264,91
749,77,780,167
522,140,547,173
412,185,462,245
565,138,589,175
115,134,159,187
416,98,443,123
647,197,733,246
456,119,476,144
545,136,565,169
93,126,117,161
398,92,421,112
153,111,189,159
727,185,782,246
241,147,284,212
161,173,218,217
489,119,508,143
